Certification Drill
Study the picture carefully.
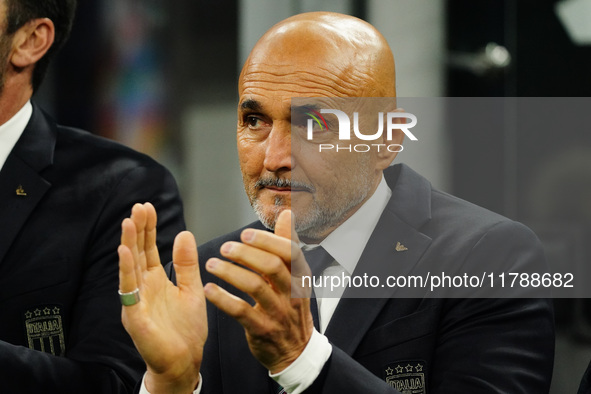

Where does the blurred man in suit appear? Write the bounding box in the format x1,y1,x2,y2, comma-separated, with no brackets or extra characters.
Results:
119,12,554,393
0,1,185,392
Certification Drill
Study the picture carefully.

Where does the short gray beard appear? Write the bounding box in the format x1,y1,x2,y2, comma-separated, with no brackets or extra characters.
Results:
300,197,368,240
249,162,372,241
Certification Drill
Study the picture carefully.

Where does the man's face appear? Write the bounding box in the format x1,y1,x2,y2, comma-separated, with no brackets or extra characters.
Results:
237,60,386,243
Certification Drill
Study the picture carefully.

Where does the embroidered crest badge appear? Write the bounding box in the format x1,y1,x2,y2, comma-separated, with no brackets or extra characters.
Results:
23,305,65,356
384,360,427,394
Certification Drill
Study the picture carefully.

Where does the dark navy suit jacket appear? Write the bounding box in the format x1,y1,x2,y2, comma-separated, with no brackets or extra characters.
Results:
579,361,591,393
171,163,554,393
0,103,186,393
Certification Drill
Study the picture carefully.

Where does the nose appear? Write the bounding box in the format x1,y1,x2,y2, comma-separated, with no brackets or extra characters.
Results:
263,123,292,173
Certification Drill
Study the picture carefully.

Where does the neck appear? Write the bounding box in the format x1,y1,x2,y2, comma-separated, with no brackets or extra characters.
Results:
0,74,33,126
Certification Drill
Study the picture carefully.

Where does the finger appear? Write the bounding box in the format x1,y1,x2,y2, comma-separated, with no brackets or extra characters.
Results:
120,217,136,249
118,244,139,296
130,204,149,273
277,214,310,298
143,202,161,269
205,258,278,310
274,209,294,241
219,242,291,293
203,282,261,328
121,218,143,288
286,213,309,279
131,203,148,253
240,229,295,265
173,231,202,293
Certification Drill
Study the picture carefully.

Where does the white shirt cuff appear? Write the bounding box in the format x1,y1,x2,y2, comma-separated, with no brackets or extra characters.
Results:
139,372,203,394
269,329,333,394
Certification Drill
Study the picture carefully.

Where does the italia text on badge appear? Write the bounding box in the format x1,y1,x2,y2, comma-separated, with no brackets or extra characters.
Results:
384,360,427,394
23,305,65,356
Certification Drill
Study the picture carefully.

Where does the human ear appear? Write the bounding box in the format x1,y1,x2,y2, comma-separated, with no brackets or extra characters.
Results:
374,107,407,170
10,18,55,69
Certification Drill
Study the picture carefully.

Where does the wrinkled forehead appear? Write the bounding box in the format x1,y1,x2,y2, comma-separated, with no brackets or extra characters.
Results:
239,60,367,100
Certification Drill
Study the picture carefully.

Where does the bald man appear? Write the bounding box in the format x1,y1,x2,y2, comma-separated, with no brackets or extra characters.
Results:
118,12,554,394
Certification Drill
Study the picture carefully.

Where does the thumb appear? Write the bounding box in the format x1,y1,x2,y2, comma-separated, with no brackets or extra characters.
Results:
274,209,294,241
281,211,312,298
172,231,202,292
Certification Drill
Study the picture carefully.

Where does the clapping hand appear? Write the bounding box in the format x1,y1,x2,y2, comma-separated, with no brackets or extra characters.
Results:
203,209,314,373
118,203,207,393
119,205,314,393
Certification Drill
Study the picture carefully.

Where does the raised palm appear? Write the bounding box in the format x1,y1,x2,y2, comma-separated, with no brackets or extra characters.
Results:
118,203,207,393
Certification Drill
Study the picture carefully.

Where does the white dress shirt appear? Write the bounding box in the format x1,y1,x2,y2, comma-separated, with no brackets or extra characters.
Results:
313,176,392,332
141,176,392,394
0,101,32,171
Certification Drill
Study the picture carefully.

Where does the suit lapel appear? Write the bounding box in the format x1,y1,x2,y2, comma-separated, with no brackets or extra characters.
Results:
324,164,433,356
0,104,56,263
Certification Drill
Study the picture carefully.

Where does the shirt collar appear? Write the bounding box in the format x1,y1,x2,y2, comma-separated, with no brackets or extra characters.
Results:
308,174,392,275
0,101,33,171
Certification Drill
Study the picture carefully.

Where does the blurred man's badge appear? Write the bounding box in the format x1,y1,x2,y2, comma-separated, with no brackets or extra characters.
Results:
384,360,427,394
23,305,65,356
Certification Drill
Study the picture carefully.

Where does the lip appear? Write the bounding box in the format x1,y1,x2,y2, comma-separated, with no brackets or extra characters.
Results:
264,186,310,193
265,186,291,194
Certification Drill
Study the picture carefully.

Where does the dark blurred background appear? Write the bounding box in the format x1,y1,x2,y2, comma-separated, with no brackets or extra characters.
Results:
34,1,591,392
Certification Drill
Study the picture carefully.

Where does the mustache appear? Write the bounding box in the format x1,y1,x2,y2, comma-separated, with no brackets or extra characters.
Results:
255,177,315,192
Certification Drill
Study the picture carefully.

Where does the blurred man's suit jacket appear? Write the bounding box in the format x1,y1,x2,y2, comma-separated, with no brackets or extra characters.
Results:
0,103,186,393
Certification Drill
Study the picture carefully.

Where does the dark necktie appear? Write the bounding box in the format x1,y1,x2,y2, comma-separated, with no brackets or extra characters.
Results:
303,246,335,331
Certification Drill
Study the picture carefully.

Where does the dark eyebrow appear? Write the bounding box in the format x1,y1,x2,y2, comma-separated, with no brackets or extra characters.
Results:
240,99,262,111
291,104,322,115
